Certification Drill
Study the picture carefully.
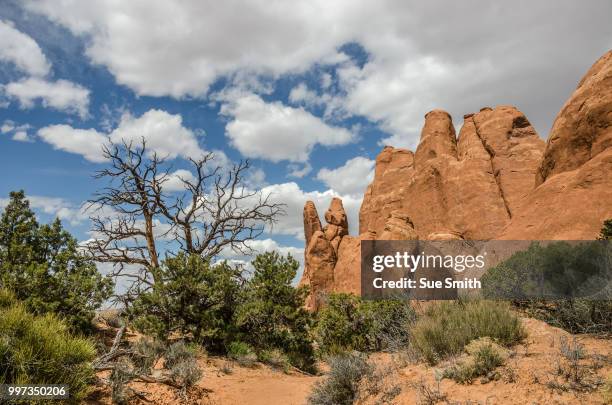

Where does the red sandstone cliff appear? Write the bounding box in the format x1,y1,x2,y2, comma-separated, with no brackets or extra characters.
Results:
299,51,612,309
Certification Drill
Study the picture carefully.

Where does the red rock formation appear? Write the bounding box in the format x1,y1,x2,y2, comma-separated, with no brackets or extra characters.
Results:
299,51,612,308
359,105,544,240
501,50,612,239
300,198,355,309
536,51,612,185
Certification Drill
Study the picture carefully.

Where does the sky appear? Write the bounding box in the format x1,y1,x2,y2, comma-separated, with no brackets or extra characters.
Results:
0,0,611,282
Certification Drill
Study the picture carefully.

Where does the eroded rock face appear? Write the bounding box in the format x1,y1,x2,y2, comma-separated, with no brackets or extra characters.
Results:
300,198,352,310
300,51,612,309
414,109,457,168
536,50,612,185
303,201,322,247
501,50,612,239
359,105,544,240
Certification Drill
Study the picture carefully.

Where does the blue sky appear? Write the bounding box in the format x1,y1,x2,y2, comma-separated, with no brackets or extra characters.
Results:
1,0,611,280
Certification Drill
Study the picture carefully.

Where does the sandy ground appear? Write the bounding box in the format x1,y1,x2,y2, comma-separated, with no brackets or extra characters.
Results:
389,317,611,405
87,317,611,404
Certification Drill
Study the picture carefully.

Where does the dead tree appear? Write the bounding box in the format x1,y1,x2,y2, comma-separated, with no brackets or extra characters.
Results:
85,138,284,297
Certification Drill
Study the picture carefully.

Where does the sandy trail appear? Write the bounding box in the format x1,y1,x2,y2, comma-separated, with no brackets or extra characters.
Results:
87,317,611,404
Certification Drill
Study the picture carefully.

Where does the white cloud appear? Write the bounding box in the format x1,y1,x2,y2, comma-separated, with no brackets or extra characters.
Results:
0,195,88,226
260,182,362,238
0,22,91,119
23,0,353,97
12,130,32,142
0,20,50,76
288,82,347,121
161,169,197,192
287,162,312,178
24,1,612,146
4,78,90,118
29,196,88,225
109,110,205,160
37,109,205,162
337,56,493,149
219,91,354,162
219,238,303,264
1,121,14,133
316,156,374,197
245,167,267,188
289,83,318,105
2,120,33,142
216,238,305,282
38,125,107,162
321,73,333,89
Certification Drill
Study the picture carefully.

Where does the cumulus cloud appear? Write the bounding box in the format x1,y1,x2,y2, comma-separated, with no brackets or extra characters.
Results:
1,120,33,142
24,0,612,146
4,78,90,118
12,130,32,142
29,196,89,225
0,194,88,226
219,91,354,162
260,182,362,238
23,0,352,97
320,73,333,89
287,162,312,178
316,156,374,197
288,82,346,121
0,121,14,133
0,19,50,76
215,238,305,282
37,109,205,162
38,125,107,162
218,238,303,265
109,110,205,160
245,167,267,188
160,169,197,192
0,22,91,118
289,83,318,105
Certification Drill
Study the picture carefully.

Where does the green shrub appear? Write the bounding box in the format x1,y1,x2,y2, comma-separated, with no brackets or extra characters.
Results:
110,357,133,405
308,352,374,405
0,288,16,308
165,341,200,367
469,340,506,377
314,293,415,355
234,252,315,372
165,341,202,388
130,251,318,372
482,241,610,300
109,339,203,403
227,341,257,367
131,337,165,374
482,239,612,335
0,293,96,402
599,219,612,240
258,349,291,372
0,191,113,333
410,300,525,365
129,253,242,350
442,338,508,384
521,299,612,335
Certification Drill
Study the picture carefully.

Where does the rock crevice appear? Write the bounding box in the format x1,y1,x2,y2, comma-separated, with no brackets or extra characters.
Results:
470,114,513,219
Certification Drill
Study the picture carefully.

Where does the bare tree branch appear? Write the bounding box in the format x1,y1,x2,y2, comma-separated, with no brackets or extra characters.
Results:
84,138,285,297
